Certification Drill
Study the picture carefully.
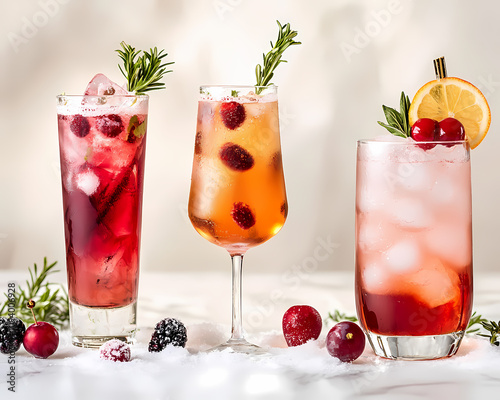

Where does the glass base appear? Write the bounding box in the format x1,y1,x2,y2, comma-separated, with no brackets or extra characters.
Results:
207,338,268,355
69,301,137,348
365,330,465,360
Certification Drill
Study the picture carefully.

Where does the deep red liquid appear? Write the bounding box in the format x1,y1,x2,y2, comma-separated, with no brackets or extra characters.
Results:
356,272,472,336
59,113,146,308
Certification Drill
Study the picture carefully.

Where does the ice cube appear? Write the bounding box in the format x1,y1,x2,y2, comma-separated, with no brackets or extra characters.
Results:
361,260,390,294
409,261,460,308
385,240,421,273
396,163,433,192
391,197,432,230
84,73,128,96
357,214,394,252
76,169,100,195
425,224,471,269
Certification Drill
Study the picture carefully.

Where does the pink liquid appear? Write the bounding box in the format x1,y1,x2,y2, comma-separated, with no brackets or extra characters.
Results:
355,141,473,336
58,111,147,308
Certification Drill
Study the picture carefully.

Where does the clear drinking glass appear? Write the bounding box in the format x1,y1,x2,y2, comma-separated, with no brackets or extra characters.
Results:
355,139,473,360
188,85,287,354
57,94,149,347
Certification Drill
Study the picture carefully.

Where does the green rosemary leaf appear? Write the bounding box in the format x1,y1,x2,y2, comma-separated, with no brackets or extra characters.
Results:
325,309,358,325
116,41,174,95
255,21,301,94
0,258,69,329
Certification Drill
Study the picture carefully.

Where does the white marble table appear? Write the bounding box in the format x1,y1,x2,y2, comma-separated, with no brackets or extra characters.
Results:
0,271,499,400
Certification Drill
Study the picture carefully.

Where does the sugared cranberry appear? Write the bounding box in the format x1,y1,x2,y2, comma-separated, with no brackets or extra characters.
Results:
99,339,131,362
96,114,124,138
282,305,322,347
231,202,256,230
437,117,465,142
220,101,246,130
219,143,254,171
70,115,90,138
326,321,365,362
410,118,439,149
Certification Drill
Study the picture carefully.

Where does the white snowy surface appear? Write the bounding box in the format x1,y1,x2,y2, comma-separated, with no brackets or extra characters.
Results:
1,271,499,400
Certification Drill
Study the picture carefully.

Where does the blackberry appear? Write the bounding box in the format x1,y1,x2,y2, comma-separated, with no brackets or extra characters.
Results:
148,318,187,352
0,317,26,354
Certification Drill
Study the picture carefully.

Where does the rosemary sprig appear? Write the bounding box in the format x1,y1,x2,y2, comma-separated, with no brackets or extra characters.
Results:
478,320,500,346
116,41,174,95
466,311,489,334
325,309,358,326
377,91,411,138
0,258,69,329
255,21,301,94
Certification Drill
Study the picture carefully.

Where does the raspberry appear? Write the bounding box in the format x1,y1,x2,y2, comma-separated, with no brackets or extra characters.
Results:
70,115,91,138
148,318,187,352
0,317,26,354
282,305,322,347
220,101,246,130
231,202,256,230
99,339,131,362
271,151,282,170
96,114,124,138
219,143,254,171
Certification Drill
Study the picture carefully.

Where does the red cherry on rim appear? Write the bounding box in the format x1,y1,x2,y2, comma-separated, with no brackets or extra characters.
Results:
437,117,465,142
410,118,439,149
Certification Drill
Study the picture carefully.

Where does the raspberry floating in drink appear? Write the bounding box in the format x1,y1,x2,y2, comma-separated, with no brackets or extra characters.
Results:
220,101,246,130
219,143,255,171
282,305,322,347
231,202,256,230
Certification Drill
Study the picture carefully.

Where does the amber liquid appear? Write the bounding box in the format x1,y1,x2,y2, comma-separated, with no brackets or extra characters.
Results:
188,98,287,254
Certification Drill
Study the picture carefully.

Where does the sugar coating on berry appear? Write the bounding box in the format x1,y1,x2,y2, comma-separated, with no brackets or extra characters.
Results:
148,318,187,353
96,114,124,138
231,202,256,230
0,317,26,355
220,101,246,130
99,339,131,362
282,305,322,347
70,115,91,138
219,143,254,171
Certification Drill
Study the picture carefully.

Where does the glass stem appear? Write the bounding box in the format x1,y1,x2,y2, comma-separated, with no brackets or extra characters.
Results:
230,254,245,342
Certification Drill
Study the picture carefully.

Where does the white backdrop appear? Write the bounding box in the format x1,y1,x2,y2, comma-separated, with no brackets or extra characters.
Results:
0,0,499,277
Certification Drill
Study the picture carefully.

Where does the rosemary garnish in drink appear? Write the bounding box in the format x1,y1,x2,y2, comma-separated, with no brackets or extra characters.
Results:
116,41,174,95
255,21,301,94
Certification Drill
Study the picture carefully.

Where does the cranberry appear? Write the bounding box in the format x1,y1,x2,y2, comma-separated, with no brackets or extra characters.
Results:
220,101,246,130
219,143,254,171
96,114,124,138
99,339,131,362
437,117,465,142
231,202,256,230
282,305,322,347
410,118,439,149
326,321,365,363
70,115,91,138
23,322,59,359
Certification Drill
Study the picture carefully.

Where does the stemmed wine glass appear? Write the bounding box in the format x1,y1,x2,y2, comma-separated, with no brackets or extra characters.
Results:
188,85,287,354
